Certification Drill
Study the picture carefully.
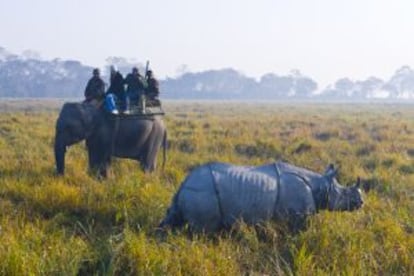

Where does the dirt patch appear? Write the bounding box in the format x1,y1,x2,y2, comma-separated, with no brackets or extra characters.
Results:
235,142,282,159
356,144,376,156
314,131,335,141
406,149,414,157
292,142,312,154
399,164,414,175
361,177,380,192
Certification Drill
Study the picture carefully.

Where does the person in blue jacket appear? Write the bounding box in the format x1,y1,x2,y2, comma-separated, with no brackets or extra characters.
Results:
105,65,126,114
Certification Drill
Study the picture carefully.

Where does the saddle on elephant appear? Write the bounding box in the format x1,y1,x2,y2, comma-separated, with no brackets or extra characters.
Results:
103,65,164,117
105,94,165,117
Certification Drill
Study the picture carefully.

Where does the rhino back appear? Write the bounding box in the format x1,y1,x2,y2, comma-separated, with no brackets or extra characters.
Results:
277,161,322,181
277,162,329,207
211,163,279,225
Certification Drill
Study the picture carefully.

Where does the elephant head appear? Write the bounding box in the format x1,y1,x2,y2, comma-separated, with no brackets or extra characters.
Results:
54,102,99,175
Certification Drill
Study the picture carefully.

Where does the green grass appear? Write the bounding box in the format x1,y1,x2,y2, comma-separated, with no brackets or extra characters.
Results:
0,100,414,275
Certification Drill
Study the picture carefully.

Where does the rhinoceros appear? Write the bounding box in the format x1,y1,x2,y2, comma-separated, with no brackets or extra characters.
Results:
159,161,363,232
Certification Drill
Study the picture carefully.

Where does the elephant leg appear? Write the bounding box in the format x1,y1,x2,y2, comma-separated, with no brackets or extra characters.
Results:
142,140,161,172
90,161,108,178
87,141,110,178
139,159,154,173
95,149,112,178
138,147,152,173
87,147,96,172
98,165,108,178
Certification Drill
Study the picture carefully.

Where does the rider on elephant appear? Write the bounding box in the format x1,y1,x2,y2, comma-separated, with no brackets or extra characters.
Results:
125,67,146,109
105,65,126,114
145,70,160,106
84,68,105,104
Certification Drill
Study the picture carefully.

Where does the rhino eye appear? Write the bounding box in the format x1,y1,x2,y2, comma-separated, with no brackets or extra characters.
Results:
351,193,361,203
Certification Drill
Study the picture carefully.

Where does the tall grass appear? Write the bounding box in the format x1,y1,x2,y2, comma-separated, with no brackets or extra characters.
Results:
0,101,414,275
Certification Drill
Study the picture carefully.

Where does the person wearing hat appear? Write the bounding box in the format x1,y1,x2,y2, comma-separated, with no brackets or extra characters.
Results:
84,68,105,104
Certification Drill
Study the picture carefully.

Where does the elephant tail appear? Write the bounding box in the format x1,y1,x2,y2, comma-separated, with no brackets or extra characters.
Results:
162,130,167,170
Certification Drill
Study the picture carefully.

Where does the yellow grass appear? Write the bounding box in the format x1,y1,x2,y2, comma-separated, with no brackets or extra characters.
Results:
0,100,414,275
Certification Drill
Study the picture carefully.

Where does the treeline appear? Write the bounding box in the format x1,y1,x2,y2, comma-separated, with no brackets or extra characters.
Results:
162,69,317,100
1,46,414,100
0,57,91,98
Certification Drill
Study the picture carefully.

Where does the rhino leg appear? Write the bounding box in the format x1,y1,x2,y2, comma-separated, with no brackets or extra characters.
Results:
159,192,222,233
176,165,223,233
159,208,184,229
287,211,310,233
178,189,222,233
275,173,316,232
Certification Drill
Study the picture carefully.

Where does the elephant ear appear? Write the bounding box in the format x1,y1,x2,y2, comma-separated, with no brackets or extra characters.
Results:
324,164,338,180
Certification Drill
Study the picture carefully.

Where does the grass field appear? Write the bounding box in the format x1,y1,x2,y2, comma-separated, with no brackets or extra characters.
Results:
0,99,414,275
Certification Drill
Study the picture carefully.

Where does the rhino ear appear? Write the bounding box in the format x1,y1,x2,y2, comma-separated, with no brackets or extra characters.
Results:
325,164,338,179
355,177,361,188
324,164,334,174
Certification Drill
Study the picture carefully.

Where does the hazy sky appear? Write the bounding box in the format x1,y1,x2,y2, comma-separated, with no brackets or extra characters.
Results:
1,0,413,87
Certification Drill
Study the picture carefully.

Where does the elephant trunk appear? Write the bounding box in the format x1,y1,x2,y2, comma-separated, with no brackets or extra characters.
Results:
53,102,99,175
54,131,67,175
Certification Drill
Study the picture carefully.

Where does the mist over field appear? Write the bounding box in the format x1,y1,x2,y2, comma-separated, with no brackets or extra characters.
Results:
2,46,414,101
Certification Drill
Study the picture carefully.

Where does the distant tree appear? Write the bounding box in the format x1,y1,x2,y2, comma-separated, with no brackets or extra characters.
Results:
295,76,318,98
259,73,293,98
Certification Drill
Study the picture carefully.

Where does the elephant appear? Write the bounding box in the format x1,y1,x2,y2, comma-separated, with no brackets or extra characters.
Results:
159,161,363,232
54,102,167,177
